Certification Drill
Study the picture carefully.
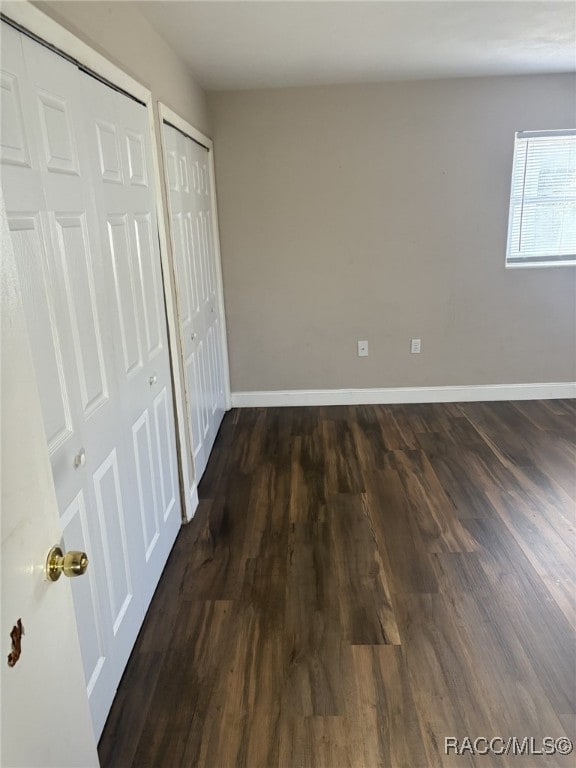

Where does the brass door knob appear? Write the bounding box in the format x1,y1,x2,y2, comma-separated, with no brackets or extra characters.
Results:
45,546,89,582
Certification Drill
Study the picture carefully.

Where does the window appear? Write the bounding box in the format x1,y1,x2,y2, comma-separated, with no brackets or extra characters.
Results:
506,129,576,267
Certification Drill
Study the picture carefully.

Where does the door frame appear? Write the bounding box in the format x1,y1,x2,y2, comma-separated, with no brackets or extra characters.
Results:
1,1,196,521
158,102,232,508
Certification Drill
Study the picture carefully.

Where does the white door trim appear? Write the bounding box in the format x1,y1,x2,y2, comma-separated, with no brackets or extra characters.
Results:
158,102,232,413
2,1,196,522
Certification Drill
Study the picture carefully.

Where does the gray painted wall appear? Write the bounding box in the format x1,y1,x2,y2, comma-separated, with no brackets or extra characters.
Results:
209,75,576,393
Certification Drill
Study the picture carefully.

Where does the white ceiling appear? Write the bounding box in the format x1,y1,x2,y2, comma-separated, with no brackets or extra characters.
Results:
138,1,576,91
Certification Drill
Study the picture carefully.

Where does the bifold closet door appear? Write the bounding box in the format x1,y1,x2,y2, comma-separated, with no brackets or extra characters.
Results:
0,22,181,739
77,68,181,611
163,123,226,482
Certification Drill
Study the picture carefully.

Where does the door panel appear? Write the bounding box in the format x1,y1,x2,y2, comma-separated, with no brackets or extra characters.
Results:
107,214,144,376
93,450,133,631
126,129,148,186
96,120,122,183
60,490,105,693
36,89,79,175
185,213,201,314
7,215,73,451
198,339,210,440
134,213,163,357
0,70,31,166
185,350,203,465
54,213,109,414
132,410,161,560
173,212,193,326
153,387,178,521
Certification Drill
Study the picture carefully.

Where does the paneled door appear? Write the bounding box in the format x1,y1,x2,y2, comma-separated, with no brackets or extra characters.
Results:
0,22,181,739
77,69,181,613
1,183,99,768
163,122,227,481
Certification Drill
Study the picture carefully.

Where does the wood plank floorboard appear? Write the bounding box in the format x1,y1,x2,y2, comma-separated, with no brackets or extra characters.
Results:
99,400,576,768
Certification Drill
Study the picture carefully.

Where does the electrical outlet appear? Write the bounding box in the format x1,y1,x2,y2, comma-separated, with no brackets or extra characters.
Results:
410,338,421,354
358,340,369,357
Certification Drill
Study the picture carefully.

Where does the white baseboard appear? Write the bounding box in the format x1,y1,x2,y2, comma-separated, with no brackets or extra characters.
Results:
231,382,576,408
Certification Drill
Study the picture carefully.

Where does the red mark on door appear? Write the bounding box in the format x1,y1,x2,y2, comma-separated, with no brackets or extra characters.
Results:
7,619,24,667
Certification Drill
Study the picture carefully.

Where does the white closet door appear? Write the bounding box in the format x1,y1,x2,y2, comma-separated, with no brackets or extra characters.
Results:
77,73,181,611
164,123,226,482
2,29,136,738
1,23,181,740
189,137,226,440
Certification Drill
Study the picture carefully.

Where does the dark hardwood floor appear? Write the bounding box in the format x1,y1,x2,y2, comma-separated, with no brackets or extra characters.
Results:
99,400,576,768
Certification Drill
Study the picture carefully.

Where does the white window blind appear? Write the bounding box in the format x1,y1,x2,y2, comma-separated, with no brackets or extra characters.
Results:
506,129,576,267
